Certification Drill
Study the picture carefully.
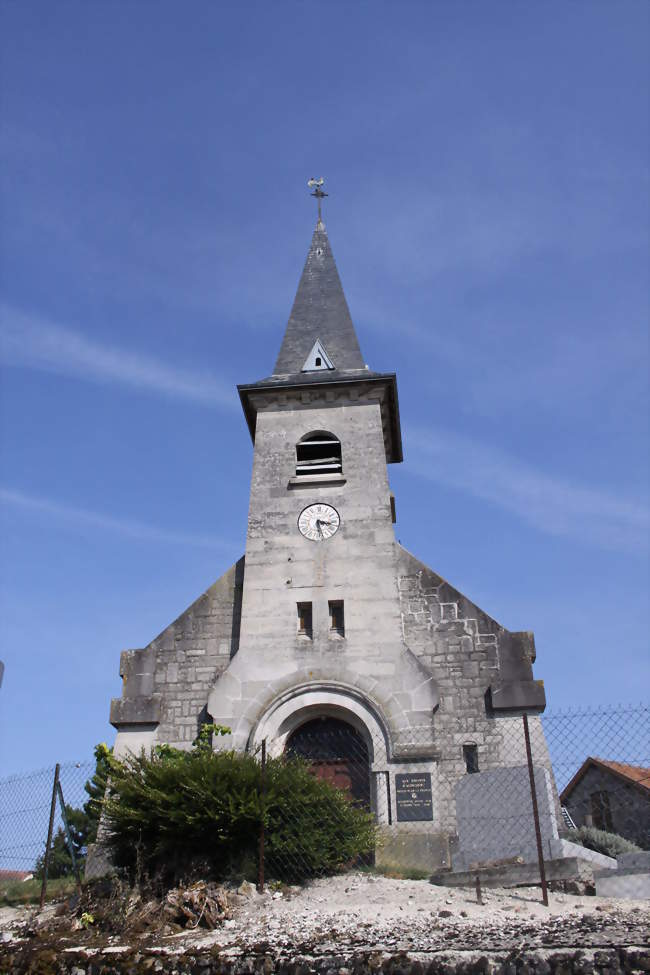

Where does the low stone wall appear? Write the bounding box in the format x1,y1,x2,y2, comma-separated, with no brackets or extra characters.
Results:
1,944,649,975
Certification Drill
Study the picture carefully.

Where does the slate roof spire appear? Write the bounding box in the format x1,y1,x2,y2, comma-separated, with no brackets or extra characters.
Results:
273,219,366,377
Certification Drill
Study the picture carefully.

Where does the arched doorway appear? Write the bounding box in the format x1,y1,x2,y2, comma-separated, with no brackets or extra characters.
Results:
285,716,371,808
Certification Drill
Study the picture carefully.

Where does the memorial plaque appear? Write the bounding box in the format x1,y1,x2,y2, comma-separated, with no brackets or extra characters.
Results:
395,772,433,822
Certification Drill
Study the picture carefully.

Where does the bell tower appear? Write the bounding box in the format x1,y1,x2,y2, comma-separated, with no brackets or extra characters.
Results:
207,208,442,750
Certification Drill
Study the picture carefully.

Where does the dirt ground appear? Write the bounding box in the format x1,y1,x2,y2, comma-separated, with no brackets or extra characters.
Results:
1,872,649,959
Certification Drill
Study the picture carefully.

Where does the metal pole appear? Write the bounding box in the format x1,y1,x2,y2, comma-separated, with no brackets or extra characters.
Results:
56,780,83,895
475,874,483,905
257,739,266,893
523,714,549,906
39,763,60,910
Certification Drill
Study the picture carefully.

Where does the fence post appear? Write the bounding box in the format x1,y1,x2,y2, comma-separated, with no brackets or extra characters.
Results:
522,714,549,907
39,763,60,910
257,738,266,893
56,779,83,895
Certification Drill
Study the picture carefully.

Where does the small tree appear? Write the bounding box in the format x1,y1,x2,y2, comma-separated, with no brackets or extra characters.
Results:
34,805,87,879
83,743,113,845
34,743,113,879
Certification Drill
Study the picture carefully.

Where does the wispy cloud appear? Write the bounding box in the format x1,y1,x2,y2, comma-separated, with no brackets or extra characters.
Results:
1,487,237,550
0,305,237,409
406,427,649,554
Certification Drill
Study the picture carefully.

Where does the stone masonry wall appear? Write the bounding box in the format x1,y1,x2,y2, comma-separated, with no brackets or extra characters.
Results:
152,556,245,746
396,544,555,833
111,557,245,749
563,765,650,849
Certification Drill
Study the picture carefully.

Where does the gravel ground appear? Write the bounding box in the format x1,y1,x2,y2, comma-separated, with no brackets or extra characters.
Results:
172,873,650,955
1,872,649,957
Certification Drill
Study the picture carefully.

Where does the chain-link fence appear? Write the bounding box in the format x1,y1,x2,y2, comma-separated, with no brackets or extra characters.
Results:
0,761,94,880
1,706,648,902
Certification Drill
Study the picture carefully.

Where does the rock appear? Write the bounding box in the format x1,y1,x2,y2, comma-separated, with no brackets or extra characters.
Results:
238,880,257,899
438,909,454,918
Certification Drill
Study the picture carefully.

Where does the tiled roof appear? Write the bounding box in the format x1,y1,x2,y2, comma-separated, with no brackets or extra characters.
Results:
0,869,33,881
594,759,650,791
560,756,650,802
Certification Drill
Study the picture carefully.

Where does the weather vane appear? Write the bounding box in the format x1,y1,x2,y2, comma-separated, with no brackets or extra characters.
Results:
307,177,328,223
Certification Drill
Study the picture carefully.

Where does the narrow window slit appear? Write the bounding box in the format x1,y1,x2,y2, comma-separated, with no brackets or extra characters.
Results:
463,744,479,774
329,600,345,637
297,602,313,638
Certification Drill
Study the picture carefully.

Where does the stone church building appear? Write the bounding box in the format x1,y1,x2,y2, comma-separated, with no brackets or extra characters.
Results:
110,212,550,870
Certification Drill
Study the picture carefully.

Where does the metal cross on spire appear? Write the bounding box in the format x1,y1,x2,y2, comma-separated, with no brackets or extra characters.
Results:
307,177,328,223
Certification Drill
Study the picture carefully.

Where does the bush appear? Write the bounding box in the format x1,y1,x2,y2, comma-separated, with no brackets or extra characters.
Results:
102,745,376,885
571,825,642,859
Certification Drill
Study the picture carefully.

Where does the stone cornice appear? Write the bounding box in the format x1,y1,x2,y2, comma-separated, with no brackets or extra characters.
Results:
238,373,403,464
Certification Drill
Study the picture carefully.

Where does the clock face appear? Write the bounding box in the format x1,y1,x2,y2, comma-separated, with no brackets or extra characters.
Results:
298,503,340,541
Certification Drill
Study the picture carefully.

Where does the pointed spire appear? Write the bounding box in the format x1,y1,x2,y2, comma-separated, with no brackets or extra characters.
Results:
273,222,365,377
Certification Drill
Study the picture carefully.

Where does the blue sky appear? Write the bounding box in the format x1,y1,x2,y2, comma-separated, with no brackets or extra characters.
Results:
1,1,648,775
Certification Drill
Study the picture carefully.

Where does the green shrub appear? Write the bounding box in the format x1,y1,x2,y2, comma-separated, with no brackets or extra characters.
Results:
263,758,376,883
102,746,376,885
571,825,642,859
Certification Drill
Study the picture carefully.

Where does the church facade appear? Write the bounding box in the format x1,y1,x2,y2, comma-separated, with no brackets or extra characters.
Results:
110,214,550,870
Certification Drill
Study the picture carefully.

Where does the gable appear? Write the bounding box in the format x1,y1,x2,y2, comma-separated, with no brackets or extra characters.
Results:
396,543,545,711
561,757,650,803
302,338,334,372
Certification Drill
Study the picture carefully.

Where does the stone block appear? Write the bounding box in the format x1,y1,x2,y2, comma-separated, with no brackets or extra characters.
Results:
595,870,650,899
84,843,114,880
376,826,450,872
618,850,650,871
110,695,162,726
431,856,597,890
452,765,558,869
593,850,650,899
550,838,616,869
490,679,546,711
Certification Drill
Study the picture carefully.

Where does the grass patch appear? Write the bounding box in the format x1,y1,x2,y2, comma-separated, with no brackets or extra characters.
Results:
0,876,78,907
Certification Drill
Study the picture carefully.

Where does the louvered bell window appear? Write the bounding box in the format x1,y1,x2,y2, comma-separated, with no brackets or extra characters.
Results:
296,432,342,477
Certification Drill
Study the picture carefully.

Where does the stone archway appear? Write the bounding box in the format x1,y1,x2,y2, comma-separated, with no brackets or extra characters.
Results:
285,716,371,808
247,682,392,823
